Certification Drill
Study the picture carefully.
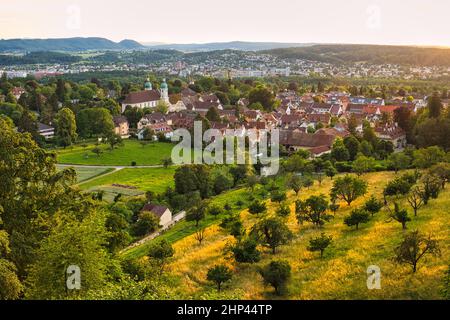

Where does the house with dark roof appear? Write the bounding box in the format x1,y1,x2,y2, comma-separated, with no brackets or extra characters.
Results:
137,112,167,130
141,203,173,227
37,122,55,139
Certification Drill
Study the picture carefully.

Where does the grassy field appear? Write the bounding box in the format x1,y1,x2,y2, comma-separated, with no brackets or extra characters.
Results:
57,165,115,183
79,167,176,193
127,171,449,300
56,140,174,166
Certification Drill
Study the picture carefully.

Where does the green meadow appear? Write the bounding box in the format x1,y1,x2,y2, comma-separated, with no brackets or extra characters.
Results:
79,167,176,194
57,140,174,166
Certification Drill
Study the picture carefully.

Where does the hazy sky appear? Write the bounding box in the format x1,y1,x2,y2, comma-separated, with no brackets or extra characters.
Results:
1,0,450,46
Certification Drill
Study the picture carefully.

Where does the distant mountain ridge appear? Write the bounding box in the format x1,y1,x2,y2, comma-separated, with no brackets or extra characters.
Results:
0,37,144,52
146,41,315,52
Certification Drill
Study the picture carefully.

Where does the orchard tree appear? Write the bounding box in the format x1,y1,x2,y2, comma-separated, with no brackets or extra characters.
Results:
407,187,424,216
389,203,411,230
364,196,383,217
207,265,233,292
186,201,209,227
220,215,245,239
394,231,440,273
248,200,267,215
287,175,302,196
295,195,331,227
429,163,450,189
230,237,261,263
258,260,291,295
194,227,206,245
421,174,442,204
147,240,175,275
325,166,338,180
344,208,370,230
331,175,368,206
271,191,287,204
209,205,224,217
251,217,293,254
107,133,123,150
307,233,333,258
276,203,291,218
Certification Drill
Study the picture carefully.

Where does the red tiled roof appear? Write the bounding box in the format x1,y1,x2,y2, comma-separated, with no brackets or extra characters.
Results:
280,130,336,148
123,90,161,104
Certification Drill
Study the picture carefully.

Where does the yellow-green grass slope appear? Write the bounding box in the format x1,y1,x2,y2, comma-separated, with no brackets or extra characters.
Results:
157,171,449,300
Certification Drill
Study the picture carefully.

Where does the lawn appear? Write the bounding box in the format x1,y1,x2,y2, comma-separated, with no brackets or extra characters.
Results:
56,140,174,166
56,165,114,183
124,171,450,300
80,167,176,194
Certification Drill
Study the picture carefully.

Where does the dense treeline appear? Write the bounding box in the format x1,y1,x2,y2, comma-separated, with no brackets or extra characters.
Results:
0,51,81,66
264,44,450,66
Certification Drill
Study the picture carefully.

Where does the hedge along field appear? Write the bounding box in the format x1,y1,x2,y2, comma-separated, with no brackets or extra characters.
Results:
79,167,177,194
56,140,174,166
146,171,449,300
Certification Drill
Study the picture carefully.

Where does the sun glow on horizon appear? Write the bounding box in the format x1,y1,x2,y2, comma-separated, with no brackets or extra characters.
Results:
1,0,450,47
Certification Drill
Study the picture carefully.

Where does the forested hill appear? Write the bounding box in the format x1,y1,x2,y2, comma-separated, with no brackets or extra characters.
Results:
264,44,450,66
0,37,144,52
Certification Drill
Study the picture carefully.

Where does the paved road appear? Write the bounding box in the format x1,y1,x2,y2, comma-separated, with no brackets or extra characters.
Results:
120,211,187,253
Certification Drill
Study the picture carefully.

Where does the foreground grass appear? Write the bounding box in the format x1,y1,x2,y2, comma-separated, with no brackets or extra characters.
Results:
151,171,449,300
57,140,174,166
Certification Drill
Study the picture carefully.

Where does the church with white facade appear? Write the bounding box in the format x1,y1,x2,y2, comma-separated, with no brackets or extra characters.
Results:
121,78,172,113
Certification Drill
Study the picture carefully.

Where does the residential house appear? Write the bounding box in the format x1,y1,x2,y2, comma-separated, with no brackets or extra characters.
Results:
375,124,407,151
137,112,167,130
37,122,55,139
280,114,302,128
141,203,173,227
279,129,337,156
113,116,129,137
